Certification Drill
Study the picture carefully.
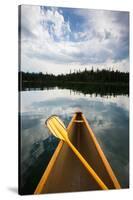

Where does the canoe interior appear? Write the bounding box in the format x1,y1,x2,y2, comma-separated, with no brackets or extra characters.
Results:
35,112,120,194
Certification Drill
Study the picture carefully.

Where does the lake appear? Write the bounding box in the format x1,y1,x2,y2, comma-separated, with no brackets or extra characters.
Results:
19,86,129,194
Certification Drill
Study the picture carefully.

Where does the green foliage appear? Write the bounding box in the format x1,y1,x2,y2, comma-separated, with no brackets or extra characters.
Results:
19,68,129,84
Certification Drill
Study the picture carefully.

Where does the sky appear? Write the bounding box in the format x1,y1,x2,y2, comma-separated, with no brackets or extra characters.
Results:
20,5,129,74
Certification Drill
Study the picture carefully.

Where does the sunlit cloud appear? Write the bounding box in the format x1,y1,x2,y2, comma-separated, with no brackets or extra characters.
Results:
20,5,129,74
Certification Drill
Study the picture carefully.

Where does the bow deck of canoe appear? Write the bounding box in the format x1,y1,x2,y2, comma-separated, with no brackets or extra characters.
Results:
34,112,120,194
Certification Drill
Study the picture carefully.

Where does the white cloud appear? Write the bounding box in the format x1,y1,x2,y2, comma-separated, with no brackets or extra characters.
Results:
20,5,129,74
40,7,71,40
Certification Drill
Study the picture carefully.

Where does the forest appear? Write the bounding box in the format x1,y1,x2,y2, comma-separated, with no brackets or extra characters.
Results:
19,68,129,84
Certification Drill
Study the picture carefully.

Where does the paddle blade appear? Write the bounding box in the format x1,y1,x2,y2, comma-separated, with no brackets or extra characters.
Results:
45,115,68,141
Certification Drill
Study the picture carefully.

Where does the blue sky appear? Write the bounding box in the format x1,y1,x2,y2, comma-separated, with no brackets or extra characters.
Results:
20,5,129,74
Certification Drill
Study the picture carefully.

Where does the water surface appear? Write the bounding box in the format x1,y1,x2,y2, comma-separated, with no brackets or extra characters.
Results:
20,87,129,194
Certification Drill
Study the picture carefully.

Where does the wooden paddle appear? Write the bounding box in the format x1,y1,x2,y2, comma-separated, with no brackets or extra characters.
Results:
45,115,108,190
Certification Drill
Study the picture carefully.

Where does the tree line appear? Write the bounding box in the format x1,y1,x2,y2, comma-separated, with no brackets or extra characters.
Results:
19,68,129,84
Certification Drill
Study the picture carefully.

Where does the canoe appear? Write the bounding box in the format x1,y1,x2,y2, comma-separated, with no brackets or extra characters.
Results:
34,112,121,194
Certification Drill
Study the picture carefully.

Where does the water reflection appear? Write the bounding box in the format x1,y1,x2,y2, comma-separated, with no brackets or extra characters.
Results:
21,82,129,97
20,87,129,194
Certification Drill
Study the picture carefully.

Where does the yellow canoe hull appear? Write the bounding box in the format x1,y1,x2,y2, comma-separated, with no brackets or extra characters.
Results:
34,112,121,194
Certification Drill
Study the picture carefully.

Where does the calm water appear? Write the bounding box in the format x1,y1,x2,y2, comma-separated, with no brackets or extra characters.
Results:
20,87,129,194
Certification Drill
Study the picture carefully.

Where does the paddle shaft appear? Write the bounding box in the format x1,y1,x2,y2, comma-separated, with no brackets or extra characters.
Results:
66,138,108,190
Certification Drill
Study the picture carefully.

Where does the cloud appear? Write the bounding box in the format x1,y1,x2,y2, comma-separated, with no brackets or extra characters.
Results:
40,7,71,41
20,5,129,74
